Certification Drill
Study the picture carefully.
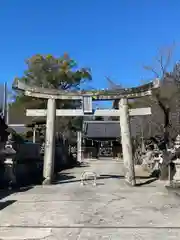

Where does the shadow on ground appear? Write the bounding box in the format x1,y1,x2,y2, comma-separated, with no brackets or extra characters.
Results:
0,186,33,211
0,186,33,200
75,162,90,168
54,173,158,186
98,174,123,180
54,173,76,182
53,173,121,185
135,178,158,187
98,174,158,187
53,173,124,184
0,200,16,211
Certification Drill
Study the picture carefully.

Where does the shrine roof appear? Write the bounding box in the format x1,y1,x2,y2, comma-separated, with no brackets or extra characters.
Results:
83,118,146,139
84,121,120,139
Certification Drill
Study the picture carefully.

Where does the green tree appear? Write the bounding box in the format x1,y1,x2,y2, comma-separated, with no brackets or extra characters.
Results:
11,53,92,135
16,53,91,88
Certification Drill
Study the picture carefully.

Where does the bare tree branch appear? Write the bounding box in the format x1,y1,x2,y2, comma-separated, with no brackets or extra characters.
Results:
143,44,177,143
106,76,122,89
155,45,174,78
143,43,176,79
143,65,160,78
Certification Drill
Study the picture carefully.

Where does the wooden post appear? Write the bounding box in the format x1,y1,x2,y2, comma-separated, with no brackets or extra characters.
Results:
33,127,36,143
77,131,82,163
43,98,56,185
119,98,136,186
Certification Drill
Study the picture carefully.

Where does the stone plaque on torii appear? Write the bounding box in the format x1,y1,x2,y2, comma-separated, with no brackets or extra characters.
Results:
12,79,160,186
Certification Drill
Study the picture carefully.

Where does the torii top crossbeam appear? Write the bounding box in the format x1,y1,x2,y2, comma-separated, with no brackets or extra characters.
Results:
12,79,160,100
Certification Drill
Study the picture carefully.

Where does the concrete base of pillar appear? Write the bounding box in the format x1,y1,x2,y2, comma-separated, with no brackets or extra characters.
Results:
42,173,56,185
124,166,136,186
125,178,136,186
42,178,51,185
124,178,136,187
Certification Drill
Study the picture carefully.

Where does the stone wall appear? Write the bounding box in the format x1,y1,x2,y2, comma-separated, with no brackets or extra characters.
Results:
14,143,41,162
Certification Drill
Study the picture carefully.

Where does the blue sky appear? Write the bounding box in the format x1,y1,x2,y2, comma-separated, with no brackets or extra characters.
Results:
1,0,180,92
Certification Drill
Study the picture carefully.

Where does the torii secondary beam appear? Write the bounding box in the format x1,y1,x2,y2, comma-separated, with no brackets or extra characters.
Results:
26,107,151,117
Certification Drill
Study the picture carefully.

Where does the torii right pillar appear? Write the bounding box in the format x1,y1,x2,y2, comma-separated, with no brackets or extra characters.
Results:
119,98,136,186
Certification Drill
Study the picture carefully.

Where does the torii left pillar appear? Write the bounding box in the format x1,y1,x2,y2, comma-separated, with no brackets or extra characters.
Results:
119,98,136,186
43,98,56,185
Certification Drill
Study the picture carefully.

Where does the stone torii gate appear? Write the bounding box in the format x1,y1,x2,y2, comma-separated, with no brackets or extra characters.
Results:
13,79,160,186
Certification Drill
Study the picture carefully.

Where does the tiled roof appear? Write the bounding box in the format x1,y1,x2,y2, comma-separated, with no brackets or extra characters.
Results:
83,117,151,139
84,121,120,139
8,124,27,134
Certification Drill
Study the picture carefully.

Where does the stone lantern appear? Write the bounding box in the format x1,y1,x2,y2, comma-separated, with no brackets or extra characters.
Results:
172,134,180,184
2,133,17,188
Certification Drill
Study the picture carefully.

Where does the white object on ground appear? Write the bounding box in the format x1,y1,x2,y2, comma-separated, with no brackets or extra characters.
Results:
80,171,98,186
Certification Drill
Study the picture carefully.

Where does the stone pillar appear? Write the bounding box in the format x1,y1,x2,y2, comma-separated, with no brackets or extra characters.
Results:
77,131,82,163
43,98,56,185
119,98,136,186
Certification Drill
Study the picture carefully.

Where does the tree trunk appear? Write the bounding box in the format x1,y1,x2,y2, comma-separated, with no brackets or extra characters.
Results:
156,96,170,144
156,96,170,180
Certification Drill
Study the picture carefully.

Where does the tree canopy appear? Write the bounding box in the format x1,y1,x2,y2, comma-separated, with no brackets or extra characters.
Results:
15,53,91,89
13,53,91,105
10,53,92,137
